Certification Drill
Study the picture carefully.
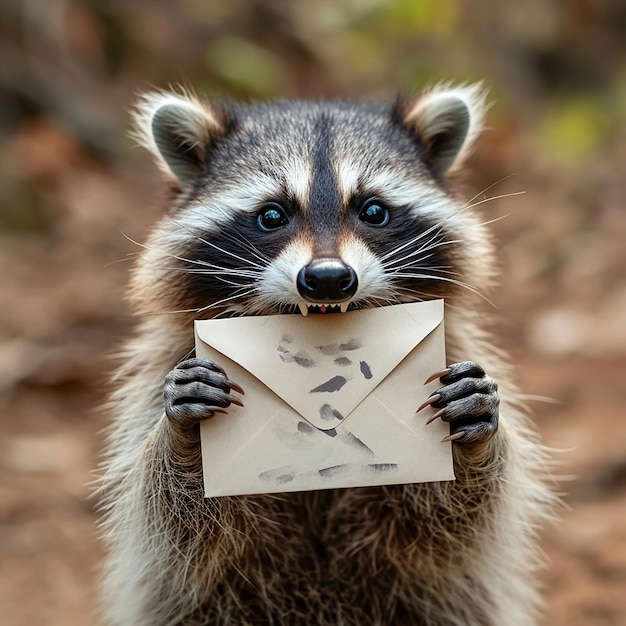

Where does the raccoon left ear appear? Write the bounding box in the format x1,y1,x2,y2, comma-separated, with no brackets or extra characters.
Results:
400,83,487,177
132,91,224,191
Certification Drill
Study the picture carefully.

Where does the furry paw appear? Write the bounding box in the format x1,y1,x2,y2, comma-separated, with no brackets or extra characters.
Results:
417,361,499,445
164,358,244,430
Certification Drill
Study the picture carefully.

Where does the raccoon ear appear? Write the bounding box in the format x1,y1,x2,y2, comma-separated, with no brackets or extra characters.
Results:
400,83,487,177
133,91,224,190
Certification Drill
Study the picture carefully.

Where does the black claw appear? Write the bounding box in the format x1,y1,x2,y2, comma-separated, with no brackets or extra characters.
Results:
226,379,245,395
432,377,497,407
449,419,497,444
424,368,451,385
416,394,441,414
422,361,499,446
440,361,486,384
227,394,244,407
163,358,241,429
175,358,226,375
426,408,445,425
442,431,465,443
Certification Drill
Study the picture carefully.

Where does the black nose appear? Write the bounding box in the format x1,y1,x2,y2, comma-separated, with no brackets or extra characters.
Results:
296,258,358,303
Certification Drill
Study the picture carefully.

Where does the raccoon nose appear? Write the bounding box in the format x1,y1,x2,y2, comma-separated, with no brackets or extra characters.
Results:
297,259,358,303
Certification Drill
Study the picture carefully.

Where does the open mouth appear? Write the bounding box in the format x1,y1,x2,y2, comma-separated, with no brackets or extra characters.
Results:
297,302,350,316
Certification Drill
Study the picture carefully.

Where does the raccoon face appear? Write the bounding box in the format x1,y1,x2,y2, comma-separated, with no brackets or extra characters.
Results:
133,85,489,318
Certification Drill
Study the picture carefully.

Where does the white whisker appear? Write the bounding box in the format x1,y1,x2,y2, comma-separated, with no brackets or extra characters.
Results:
219,230,271,265
185,268,262,279
378,222,443,262
465,173,516,205
163,288,258,316
121,232,223,269
383,238,463,270
464,191,525,211
387,271,494,305
473,213,512,228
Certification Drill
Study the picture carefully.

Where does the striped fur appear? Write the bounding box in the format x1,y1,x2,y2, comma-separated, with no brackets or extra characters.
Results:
98,85,554,625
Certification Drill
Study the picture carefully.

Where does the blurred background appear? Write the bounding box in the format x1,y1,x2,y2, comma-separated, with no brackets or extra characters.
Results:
1,0,625,624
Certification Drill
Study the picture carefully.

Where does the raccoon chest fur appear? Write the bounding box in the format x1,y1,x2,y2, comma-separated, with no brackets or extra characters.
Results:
98,85,554,626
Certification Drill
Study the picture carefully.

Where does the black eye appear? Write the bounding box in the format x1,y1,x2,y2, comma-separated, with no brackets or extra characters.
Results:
358,199,389,227
257,203,289,231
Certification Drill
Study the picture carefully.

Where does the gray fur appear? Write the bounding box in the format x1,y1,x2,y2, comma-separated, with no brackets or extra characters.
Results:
98,85,554,625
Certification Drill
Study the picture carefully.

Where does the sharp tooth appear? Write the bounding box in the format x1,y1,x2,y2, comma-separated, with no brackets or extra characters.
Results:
340,302,350,313
298,303,309,316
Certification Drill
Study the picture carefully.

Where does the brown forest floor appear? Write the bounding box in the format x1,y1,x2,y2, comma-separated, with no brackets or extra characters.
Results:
1,148,625,625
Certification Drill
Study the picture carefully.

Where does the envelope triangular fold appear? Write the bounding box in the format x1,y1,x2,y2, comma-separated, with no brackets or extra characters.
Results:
201,393,453,497
195,300,443,430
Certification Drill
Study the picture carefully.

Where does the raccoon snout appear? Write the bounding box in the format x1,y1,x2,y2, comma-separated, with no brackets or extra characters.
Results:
296,259,358,303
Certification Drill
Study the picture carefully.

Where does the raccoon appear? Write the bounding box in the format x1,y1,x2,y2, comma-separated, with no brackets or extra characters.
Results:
99,85,553,626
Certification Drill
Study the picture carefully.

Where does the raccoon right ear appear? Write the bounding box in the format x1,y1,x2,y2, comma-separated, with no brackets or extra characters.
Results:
400,83,487,177
133,91,224,190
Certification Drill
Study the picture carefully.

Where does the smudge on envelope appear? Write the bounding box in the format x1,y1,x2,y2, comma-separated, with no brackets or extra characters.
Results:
297,421,315,434
342,431,374,455
319,404,344,421
315,337,363,356
334,356,352,367
278,346,316,368
318,464,350,478
258,467,297,484
310,376,347,393
367,463,398,473
359,360,373,379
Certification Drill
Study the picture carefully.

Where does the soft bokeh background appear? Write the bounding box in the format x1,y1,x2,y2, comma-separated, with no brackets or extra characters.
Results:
1,1,625,624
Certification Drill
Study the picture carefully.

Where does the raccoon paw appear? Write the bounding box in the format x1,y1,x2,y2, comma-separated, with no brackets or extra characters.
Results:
417,361,499,445
164,358,244,431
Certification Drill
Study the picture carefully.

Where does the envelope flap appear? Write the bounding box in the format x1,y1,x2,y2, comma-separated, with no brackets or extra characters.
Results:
195,300,443,430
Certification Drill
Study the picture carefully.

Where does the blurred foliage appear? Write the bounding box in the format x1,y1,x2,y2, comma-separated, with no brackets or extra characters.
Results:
539,96,611,164
3,0,626,234
207,36,288,97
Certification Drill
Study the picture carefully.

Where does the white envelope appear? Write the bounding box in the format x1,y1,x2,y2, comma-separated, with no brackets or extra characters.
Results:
195,300,455,497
